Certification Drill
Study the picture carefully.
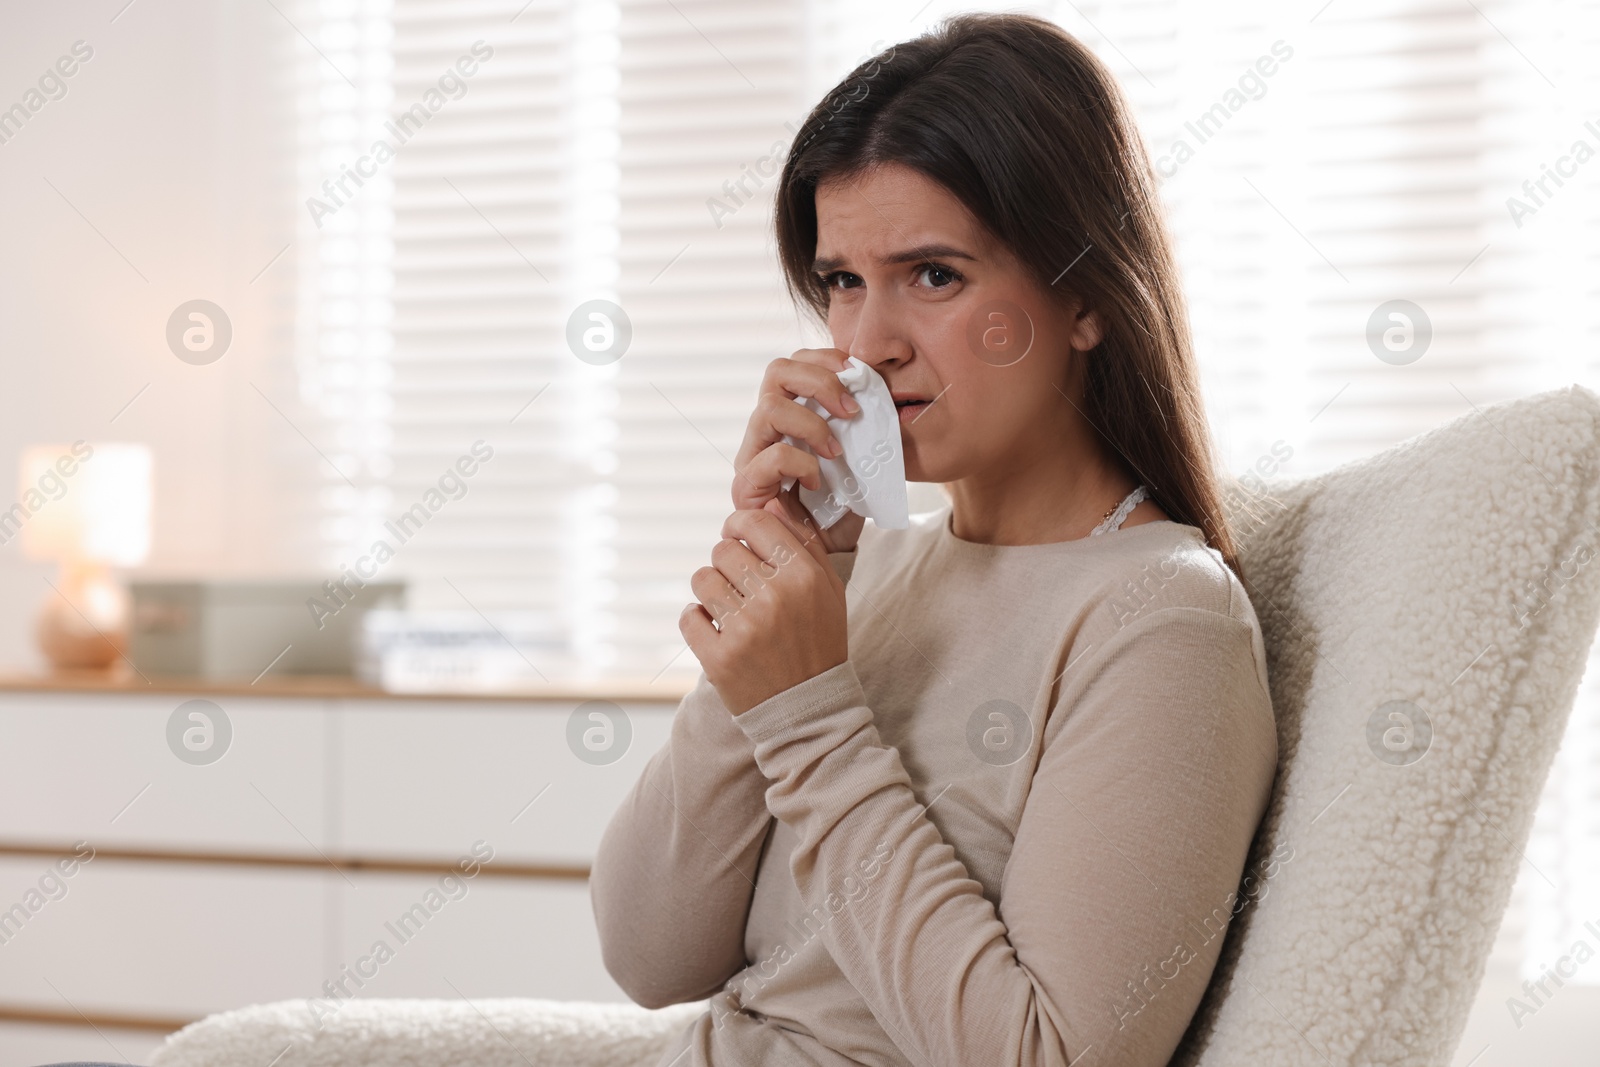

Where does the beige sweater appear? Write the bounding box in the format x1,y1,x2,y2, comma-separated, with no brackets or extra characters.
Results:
591,507,1278,1067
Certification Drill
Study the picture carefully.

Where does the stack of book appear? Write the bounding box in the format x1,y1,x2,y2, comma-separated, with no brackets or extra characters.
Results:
358,610,567,692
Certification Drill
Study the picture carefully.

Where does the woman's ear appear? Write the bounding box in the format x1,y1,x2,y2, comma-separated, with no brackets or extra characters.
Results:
1069,304,1104,352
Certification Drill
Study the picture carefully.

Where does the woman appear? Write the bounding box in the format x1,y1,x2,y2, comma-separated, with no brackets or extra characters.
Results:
590,13,1277,1067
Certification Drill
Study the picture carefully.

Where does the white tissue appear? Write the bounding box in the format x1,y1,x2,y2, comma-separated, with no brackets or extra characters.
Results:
779,356,909,531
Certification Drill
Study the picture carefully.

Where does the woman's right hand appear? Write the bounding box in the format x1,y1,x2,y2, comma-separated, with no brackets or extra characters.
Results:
731,348,868,555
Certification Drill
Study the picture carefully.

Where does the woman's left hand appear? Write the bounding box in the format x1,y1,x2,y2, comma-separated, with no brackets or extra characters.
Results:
679,498,850,715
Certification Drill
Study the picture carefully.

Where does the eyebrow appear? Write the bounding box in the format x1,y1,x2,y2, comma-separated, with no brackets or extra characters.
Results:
811,243,978,274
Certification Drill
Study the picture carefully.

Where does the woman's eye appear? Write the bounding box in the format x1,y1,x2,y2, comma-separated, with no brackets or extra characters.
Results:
819,271,862,292
916,264,961,289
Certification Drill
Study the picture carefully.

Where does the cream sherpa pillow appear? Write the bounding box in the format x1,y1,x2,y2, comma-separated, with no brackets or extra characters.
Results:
150,997,707,1067
1172,385,1600,1067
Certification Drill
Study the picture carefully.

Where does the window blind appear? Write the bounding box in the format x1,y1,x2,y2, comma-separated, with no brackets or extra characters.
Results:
294,0,811,686
610,0,809,680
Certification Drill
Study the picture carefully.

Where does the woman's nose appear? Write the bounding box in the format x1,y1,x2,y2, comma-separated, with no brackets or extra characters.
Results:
845,296,914,368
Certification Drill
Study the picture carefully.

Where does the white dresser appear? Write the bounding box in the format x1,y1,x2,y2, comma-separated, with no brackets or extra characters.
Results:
0,675,684,1065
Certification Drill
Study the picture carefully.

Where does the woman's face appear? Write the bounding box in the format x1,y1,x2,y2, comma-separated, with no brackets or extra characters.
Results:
813,162,1102,484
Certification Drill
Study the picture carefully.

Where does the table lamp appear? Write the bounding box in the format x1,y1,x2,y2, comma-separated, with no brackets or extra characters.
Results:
18,443,152,671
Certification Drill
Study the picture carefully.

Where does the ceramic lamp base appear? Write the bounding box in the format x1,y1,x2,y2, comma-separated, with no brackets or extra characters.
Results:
37,563,128,671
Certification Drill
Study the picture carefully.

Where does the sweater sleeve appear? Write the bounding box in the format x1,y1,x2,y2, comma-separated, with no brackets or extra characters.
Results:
731,605,1278,1067
590,671,772,1008
588,549,859,1008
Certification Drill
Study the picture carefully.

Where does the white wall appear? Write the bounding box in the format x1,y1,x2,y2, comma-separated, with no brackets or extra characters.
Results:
1452,960,1600,1066
0,0,315,670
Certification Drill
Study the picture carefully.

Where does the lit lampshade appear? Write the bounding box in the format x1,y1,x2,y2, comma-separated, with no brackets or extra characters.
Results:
15,444,152,671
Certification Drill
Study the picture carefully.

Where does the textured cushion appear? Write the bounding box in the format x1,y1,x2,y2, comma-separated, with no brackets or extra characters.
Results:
148,997,704,1067
1171,385,1600,1066
150,386,1600,1067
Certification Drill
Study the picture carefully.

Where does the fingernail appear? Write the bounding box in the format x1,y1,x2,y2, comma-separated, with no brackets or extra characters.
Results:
827,435,843,457
842,395,860,414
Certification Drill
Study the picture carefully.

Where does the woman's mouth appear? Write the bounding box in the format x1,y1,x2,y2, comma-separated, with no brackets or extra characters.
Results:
893,395,933,423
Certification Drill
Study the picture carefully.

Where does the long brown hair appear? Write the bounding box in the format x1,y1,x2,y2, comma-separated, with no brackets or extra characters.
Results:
773,12,1243,578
